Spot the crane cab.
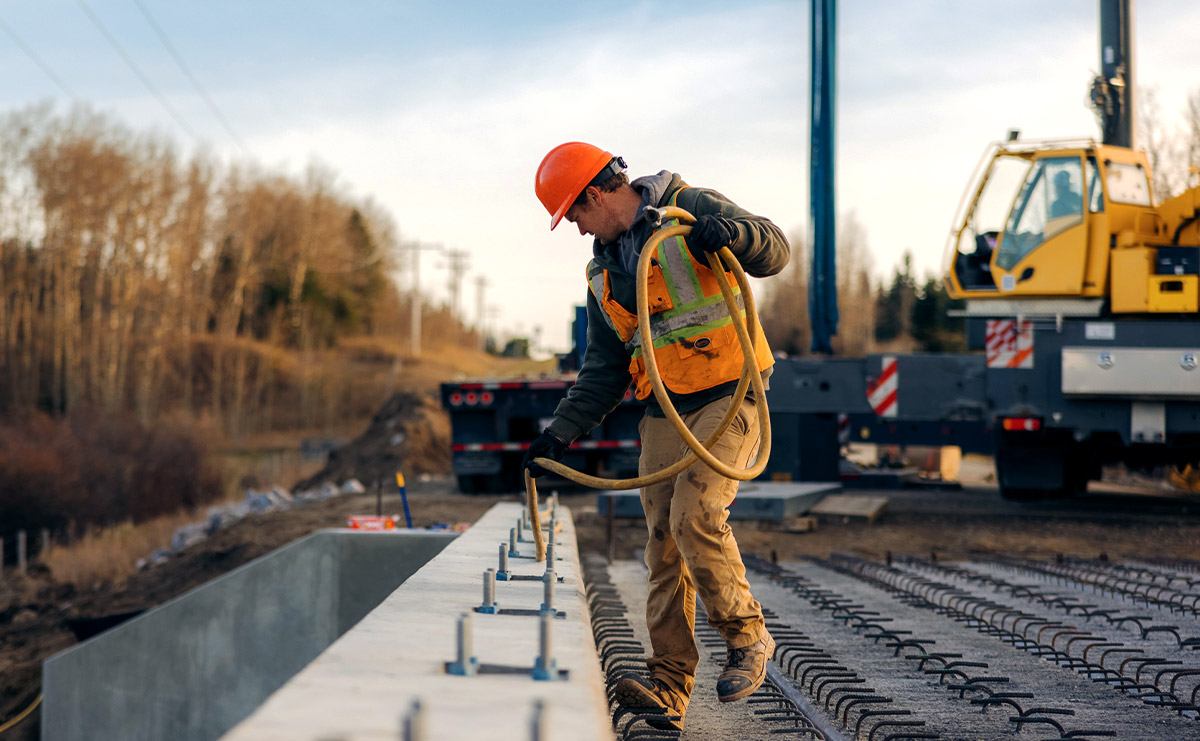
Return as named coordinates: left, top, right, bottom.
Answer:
left=944, top=140, right=1171, bottom=309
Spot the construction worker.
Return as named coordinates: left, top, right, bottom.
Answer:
left=525, top=142, right=789, bottom=730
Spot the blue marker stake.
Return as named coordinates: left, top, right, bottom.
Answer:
left=396, top=472, right=413, bottom=528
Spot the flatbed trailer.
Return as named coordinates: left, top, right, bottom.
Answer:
left=440, top=378, right=643, bottom=493
left=441, top=308, right=1199, bottom=501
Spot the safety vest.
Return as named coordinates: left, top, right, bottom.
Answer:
left=587, top=194, right=774, bottom=400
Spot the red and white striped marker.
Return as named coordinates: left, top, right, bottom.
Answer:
left=866, top=356, right=898, bottom=418
left=985, top=320, right=1033, bottom=368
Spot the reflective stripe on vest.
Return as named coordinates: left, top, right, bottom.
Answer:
left=585, top=189, right=772, bottom=398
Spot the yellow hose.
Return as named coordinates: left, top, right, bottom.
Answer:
left=0, top=693, right=41, bottom=733
left=525, top=206, right=772, bottom=560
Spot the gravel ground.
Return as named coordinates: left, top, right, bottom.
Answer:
left=605, top=560, right=820, bottom=740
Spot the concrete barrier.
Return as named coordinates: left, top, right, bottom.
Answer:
left=42, top=529, right=456, bottom=741
left=223, top=503, right=611, bottom=740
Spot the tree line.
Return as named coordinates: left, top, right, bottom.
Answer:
left=0, top=104, right=429, bottom=437
left=758, top=214, right=964, bottom=358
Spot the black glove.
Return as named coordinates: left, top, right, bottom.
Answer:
left=688, top=214, right=740, bottom=254
left=523, top=429, right=569, bottom=478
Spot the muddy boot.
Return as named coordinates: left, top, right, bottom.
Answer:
left=716, top=631, right=775, bottom=703
left=612, top=674, right=687, bottom=731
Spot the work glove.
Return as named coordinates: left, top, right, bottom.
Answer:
left=687, top=214, right=740, bottom=254
left=523, top=429, right=569, bottom=478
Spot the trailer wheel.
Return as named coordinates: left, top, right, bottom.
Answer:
left=995, top=434, right=1086, bottom=501
left=456, top=474, right=484, bottom=495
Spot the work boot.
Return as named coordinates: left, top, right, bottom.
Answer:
left=612, top=674, right=687, bottom=731
left=717, top=631, right=775, bottom=703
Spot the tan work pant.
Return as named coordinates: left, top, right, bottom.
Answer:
left=637, top=395, right=766, bottom=699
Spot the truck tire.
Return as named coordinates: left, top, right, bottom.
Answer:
left=995, top=434, right=1085, bottom=501
left=456, top=474, right=484, bottom=495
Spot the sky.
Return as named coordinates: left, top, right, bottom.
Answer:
left=0, top=0, right=1197, bottom=353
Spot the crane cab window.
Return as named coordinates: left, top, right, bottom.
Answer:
left=952, top=155, right=1029, bottom=289
left=1104, top=161, right=1151, bottom=205
left=995, top=156, right=1083, bottom=271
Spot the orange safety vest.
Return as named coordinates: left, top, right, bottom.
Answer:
left=587, top=194, right=773, bottom=400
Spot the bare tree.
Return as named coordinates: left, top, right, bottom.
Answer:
left=1139, top=87, right=1185, bottom=201
left=1186, top=87, right=1200, bottom=191
left=759, top=230, right=809, bottom=356
left=833, top=211, right=875, bottom=357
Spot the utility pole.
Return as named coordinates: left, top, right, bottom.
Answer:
left=398, top=242, right=442, bottom=357
left=442, top=248, right=471, bottom=320
left=474, top=276, right=489, bottom=351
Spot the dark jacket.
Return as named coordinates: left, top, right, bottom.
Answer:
left=547, top=172, right=790, bottom=444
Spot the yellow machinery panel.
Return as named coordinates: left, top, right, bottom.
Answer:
left=1109, top=248, right=1154, bottom=312
left=1148, top=275, right=1199, bottom=313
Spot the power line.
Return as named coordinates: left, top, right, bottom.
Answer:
left=132, top=0, right=248, bottom=156
left=75, top=0, right=200, bottom=142
left=0, top=14, right=78, bottom=100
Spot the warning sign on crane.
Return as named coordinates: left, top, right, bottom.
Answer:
left=985, top=320, right=1034, bottom=369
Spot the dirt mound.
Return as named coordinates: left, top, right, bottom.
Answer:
left=294, top=390, right=451, bottom=491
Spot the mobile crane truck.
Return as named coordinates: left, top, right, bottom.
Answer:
left=443, top=0, right=1199, bottom=501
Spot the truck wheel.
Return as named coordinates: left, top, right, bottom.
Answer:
left=456, top=474, right=483, bottom=495
left=995, top=435, right=1084, bottom=501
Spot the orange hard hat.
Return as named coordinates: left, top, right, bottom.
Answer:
left=535, top=142, right=618, bottom=230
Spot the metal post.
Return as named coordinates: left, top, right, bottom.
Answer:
left=40, top=528, right=50, bottom=558
left=401, top=697, right=426, bottom=741
left=541, top=567, right=554, bottom=613
left=0, top=536, right=4, bottom=576
left=458, top=614, right=472, bottom=668
left=17, top=530, right=26, bottom=574
left=516, top=517, right=524, bottom=543
left=447, top=613, right=479, bottom=675
left=540, top=612, right=552, bottom=666
left=532, top=611, right=557, bottom=681
left=498, top=543, right=510, bottom=580
left=509, top=528, right=519, bottom=558
left=809, top=0, right=839, bottom=353
left=1096, top=0, right=1134, bottom=147
left=530, top=699, right=548, bottom=741
left=479, top=569, right=497, bottom=613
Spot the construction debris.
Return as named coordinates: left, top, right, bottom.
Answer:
left=295, top=391, right=452, bottom=491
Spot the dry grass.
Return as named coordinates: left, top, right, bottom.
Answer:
left=40, top=447, right=325, bottom=587
left=34, top=339, right=536, bottom=588
left=213, top=448, right=327, bottom=496
left=41, top=510, right=203, bottom=587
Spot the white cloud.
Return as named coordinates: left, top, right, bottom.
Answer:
left=9, top=0, right=1198, bottom=353
left=245, top=3, right=808, bottom=351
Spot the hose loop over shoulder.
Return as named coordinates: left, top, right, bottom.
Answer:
left=525, top=206, right=772, bottom=561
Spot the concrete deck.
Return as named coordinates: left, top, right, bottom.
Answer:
left=222, top=503, right=611, bottom=740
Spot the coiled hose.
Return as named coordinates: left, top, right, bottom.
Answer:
left=524, top=206, right=772, bottom=560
